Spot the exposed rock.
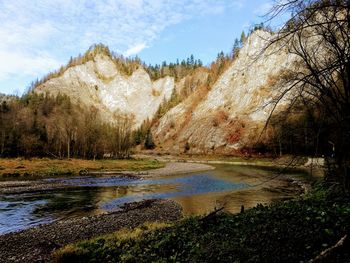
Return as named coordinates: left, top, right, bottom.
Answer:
left=34, top=30, right=297, bottom=153
left=35, top=54, right=174, bottom=126
left=154, top=30, right=296, bottom=153
left=0, top=93, right=17, bottom=104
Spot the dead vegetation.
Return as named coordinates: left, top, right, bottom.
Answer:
left=212, top=110, right=229, bottom=127
left=0, top=158, right=164, bottom=177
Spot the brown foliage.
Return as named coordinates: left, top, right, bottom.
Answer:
left=226, top=118, right=245, bottom=144
left=212, top=110, right=229, bottom=127
left=0, top=93, right=134, bottom=159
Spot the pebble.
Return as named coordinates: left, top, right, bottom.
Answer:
left=0, top=199, right=182, bottom=263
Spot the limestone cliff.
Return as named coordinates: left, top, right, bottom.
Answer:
left=153, top=30, right=295, bottom=154
left=35, top=54, right=174, bottom=126
left=34, top=30, right=295, bottom=154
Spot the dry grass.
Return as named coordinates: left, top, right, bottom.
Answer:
left=0, top=158, right=164, bottom=177
left=95, top=70, right=115, bottom=83
left=226, top=118, right=245, bottom=144
left=54, top=222, right=170, bottom=261
left=212, top=110, right=229, bottom=127
left=151, top=88, right=161, bottom=97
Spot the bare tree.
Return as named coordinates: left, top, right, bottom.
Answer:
left=112, top=112, right=134, bottom=159
left=266, top=0, right=350, bottom=188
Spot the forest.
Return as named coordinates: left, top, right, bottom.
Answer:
left=0, top=93, right=133, bottom=159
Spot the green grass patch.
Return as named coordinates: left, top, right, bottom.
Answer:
left=55, top=187, right=350, bottom=263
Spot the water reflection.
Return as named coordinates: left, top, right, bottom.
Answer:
left=0, top=165, right=312, bottom=234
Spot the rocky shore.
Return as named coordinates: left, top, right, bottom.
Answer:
left=0, top=162, right=215, bottom=194
left=0, top=199, right=182, bottom=263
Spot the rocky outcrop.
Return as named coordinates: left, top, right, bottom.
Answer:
left=153, top=30, right=296, bottom=153
left=0, top=94, right=16, bottom=104
left=35, top=54, right=174, bottom=126
left=34, top=30, right=297, bottom=154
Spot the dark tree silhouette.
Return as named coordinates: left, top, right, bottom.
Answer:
left=267, top=0, right=350, bottom=188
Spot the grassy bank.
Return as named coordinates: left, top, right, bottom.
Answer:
left=55, top=186, right=350, bottom=263
left=190, top=154, right=308, bottom=166
left=0, top=158, right=164, bottom=177
left=139, top=153, right=310, bottom=167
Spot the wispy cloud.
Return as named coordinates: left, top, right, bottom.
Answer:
left=0, top=0, right=245, bottom=93
left=125, top=43, right=148, bottom=57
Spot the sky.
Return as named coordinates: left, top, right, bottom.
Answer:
left=0, top=0, right=288, bottom=95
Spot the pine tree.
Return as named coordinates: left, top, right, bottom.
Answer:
left=240, top=31, right=247, bottom=46
left=190, top=54, right=194, bottom=65
left=232, top=38, right=241, bottom=57
left=144, top=130, right=155, bottom=149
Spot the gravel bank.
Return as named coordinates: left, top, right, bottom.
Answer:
left=87, top=162, right=215, bottom=177
left=0, top=199, right=182, bottom=263
left=0, top=162, right=215, bottom=194
left=0, top=180, right=74, bottom=194
left=141, top=161, right=215, bottom=177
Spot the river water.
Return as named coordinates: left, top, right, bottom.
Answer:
left=0, top=164, right=314, bottom=234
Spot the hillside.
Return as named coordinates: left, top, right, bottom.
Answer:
left=0, top=93, right=16, bottom=104
left=153, top=30, right=295, bottom=154
left=35, top=53, right=175, bottom=127
left=34, top=45, right=206, bottom=128
left=32, top=30, right=295, bottom=154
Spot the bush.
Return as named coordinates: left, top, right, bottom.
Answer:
left=144, top=130, right=155, bottom=149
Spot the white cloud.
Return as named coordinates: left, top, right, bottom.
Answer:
left=0, top=0, right=243, bottom=93
left=0, top=51, right=60, bottom=79
left=125, top=43, right=148, bottom=56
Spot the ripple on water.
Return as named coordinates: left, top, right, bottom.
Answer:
left=0, top=198, right=50, bottom=234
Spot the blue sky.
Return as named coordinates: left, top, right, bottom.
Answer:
left=0, top=0, right=287, bottom=95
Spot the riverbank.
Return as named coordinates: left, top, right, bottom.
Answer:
left=55, top=188, right=350, bottom=263
left=140, top=162, right=215, bottom=177
left=0, top=155, right=324, bottom=179
left=0, top=162, right=215, bottom=194
left=0, top=158, right=164, bottom=177
left=135, top=153, right=325, bottom=177
left=0, top=199, right=182, bottom=263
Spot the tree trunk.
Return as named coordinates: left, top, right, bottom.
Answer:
left=279, top=136, right=282, bottom=157
left=67, top=138, right=70, bottom=159
left=0, top=130, right=5, bottom=156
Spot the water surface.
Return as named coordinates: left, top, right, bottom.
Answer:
left=0, top=164, right=312, bottom=234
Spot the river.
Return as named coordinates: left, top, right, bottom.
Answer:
left=0, top=164, right=315, bottom=234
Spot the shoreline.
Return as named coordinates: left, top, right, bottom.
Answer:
left=0, top=155, right=325, bottom=179
left=0, top=162, right=215, bottom=194
left=184, top=159, right=324, bottom=177
left=0, top=159, right=316, bottom=261
left=0, top=157, right=320, bottom=195
left=0, top=158, right=165, bottom=178
left=0, top=199, right=182, bottom=263
left=140, top=161, right=215, bottom=177
left=85, top=161, right=215, bottom=177
left=134, top=154, right=325, bottom=177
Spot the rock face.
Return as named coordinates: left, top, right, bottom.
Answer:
left=0, top=93, right=16, bottom=104
left=35, top=54, right=174, bottom=126
left=34, top=30, right=296, bottom=154
left=153, top=30, right=295, bottom=153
